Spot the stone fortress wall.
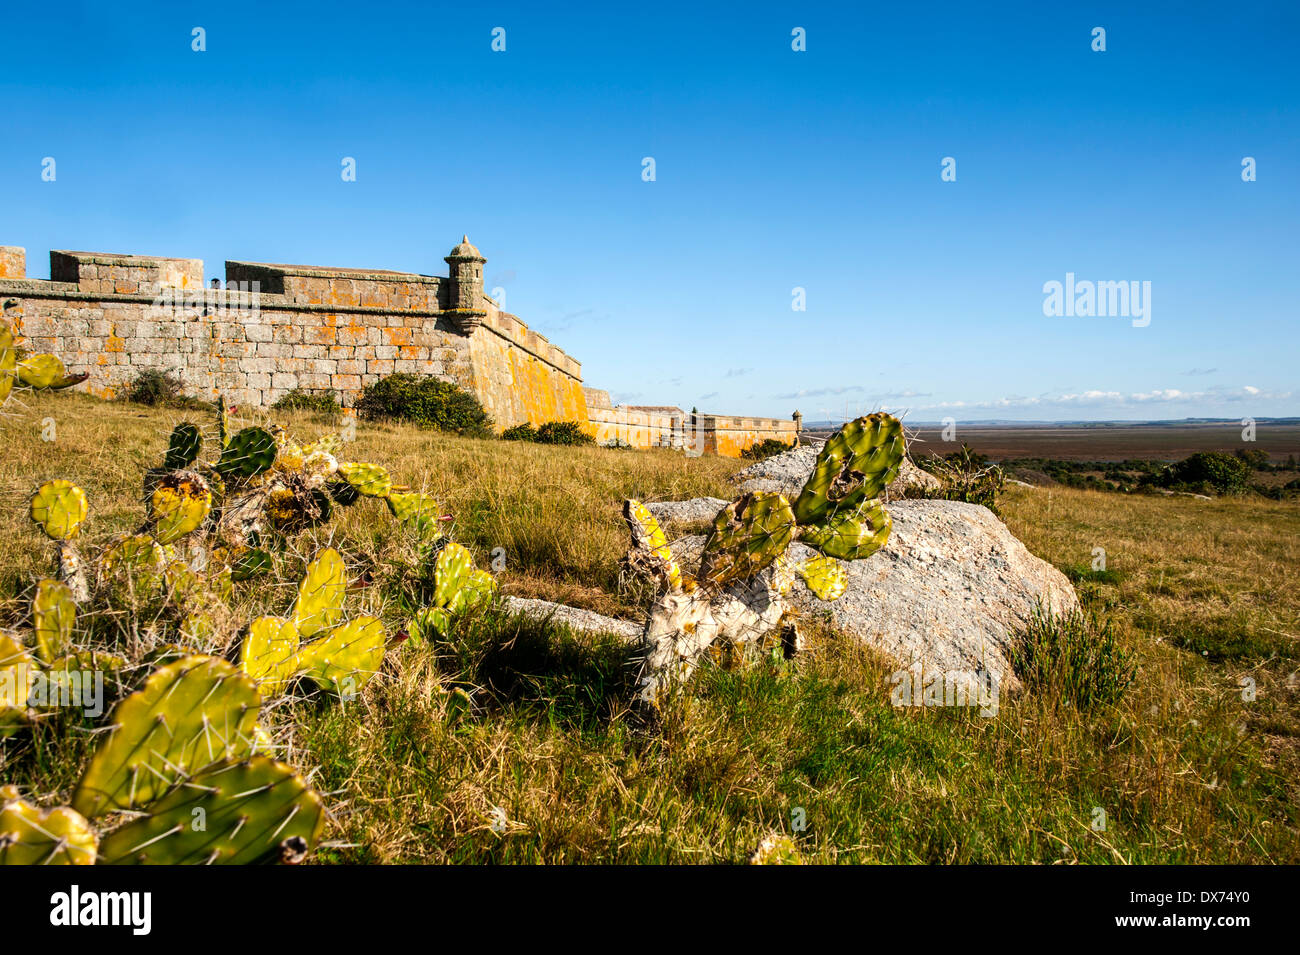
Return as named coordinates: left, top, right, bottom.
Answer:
left=583, top=388, right=798, bottom=456
left=0, top=237, right=796, bottom=456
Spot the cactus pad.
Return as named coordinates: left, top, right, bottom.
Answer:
left=293, top=548, right=346, bottom=638
left=408, top=606, right=451, bottom=643
left=229, top=547, right=273, bottom=581
left=435, top=543, right=497, bottom=613
left=0, top=635, right=36, bottom=738
left=0, top=786, right=98, bottom=865
left=698, top=491, right=797, bottom=588
left=164, top=423, right=203, bottom=470
left=797, top=498, right=892, bottom=562
left=32, top=578, right=76, bottom=663
left=240, top=616, right=301, bottom=696
left=796, top=554, right=849, bottom=601
left=0, top=320, right=15, bottom=406
left=386, top=491, right=441, bottom=538
left=100, top=533, right=169, bottom=611
left=297, top=616, right=386, bottom=695
left=749, top=833, right=803, bottom=865
left=97, top=756, right=324, bottom=865
left=71, top=656, right=260, bottom=817
left=623, top=500, right=685, bottom=591
left=216, top=426, right=277, bottom=478
left=29, top=480, right=88, bottom=541
left=149, top=471, right=212, bottom=544
left=15, top=353, right=88, bottom=390
left=337, top=462, right=392, bottom=497
left=793, top=413, right=904, bottom=526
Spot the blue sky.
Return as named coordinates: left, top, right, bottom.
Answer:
left=2, top=1, right=1296, bottom=422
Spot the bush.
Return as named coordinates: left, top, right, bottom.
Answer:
left=272, top=389, right=341, bottom=414
left=118, top=369, right=210, bottom=410
left=535, top=421, right=594, bottom=446
left=741, top=438, right=793, bottom=461
left=355, top=374, right=493, bottom=437
left=501, top=423, right=538, bottom=442
left=1146, top=451, right=1250, bottom=495
left=915, top=444, right=1005, bottom=514
left=1009, top=606, right=1135, bottom=709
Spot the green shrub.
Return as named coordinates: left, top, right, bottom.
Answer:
left=536, top=421, right=594, bottom=446
left=272, top=389, right=341, bottom=414
left=118, top=369, right=211, bottom=410
left=1145, top=451, right=1250, bottom=495
left=355, top=374, right=493, bottom=437
left=914, top=444, right=1005, bottom=514
left=741, top=438, right=794, bottom=461
left=1009, top=606, right=1135, bottom=709
left=501, top=423, right=538, bottom=442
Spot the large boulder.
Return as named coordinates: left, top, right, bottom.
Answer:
left=665, top=498, right=1077, bottom=693
left=732, top=441, right=940, bottom=500
left=786, top=499, right=1077, bottom=693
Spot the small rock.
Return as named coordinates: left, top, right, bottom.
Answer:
left=504, top=596, right=642, bottom=641
left=645, top=497, right=729, bottom=523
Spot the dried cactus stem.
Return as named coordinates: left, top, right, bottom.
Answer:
left=55, top=542, right=90, bottom=603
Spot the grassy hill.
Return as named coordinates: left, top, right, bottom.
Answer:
left=1, top=392, right=1296, bottom=863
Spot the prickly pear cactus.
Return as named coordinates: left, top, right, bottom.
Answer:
left=0, top=319, right=15, bottom=407
left=0, top=635, right=36, bottom=738
left=407, top=543, right=497, bottom=643
left=99, top=533, right=169, bottom=612
left=797, top=498, right=891, bottom=562
left=0, top=786, right=98, bottom=865
left=29, top=480, right=88, bottom=541
left=240, top=616, right=300, bottom=696
left=229, top=547, right=273, bottom=581
left=386, top=491, right=441, bottom=539
left=97, top=756, right=325, bottom=865
left=792, top=413, right=903, bottom=526
left=337, top=462, right=392, bottom=497
left=32, top=578, right=76, bottom=663
left=293, top=548, right=346, bottom=638
left=698, top=491, right=797, bottom=588
left=795, top=554, right=848, bottom=601
left=15, top=353, right=88, bottom=390
left=749, top=833, right=803, bottom=865
left=624, top=500, right=685, bottom=591
left=216, top=426, right=277, bottom=478
left=296, top=616, right=386, bottom=695
left=148, top=471, right=212, bottom=544
left=164, top=422, right=203, bottom=470
left=217, top=395, right=233, bottom=449
left=71, top=656, right=259, bottom=817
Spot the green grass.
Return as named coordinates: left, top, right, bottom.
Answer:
left=1, top=392, right=1297, bottom=863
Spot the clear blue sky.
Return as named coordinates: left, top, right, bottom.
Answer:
left=2, top=1, right=1296, bottom=422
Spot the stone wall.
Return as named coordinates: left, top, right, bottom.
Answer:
left=0, top=244, right=585, bottom=430
left=582, top=387, right=798, bottom=457
left=1, top=238, right=801, bottom=456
